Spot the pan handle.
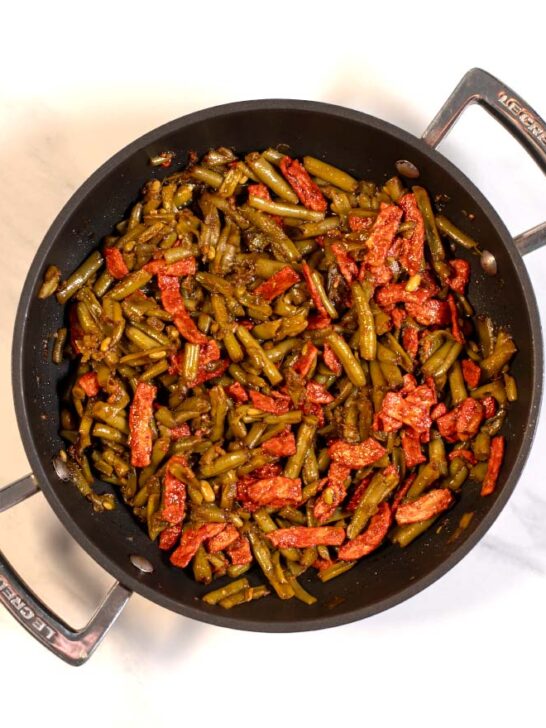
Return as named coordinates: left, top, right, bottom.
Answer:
left=0, top=475, right=131, bottom=666
left=422, top=67, right=546, bottom=255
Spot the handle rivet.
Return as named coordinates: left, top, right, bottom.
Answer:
left=480, top=250, right=497, bottom=276
left=130, top=554, right=154, bottom=573
left=395, top=160, right=420, bottom=179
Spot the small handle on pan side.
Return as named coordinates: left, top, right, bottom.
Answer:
left=422, top=68, right=546, bottom=255
left=0, top=475, right=131, bottom=666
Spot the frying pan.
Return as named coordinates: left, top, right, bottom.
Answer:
left=1, top=69, right=544, bottom=666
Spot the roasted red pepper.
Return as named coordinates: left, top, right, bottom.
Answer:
left=401, top=428, right=426, bottom=468
left=328, top=438, right=387, bottom=468
left=170, top=523, right=225, bottom=568
left=226, top=535, right=253, bottom=565
left=261, top=429, right=297, bottom=457
left=279, top=156, right=327, bottom=212
left=348, top=215, right=373, bottom=232
left=226, top=381, right=249, bottom=403
left=160, top=456, right=188, bottom=524
left=331, top=242, right=359, bottom=285
left=159, top=524, right=182, bottom=550
left=456, top=397, right=484, bottom=441
left=391, top=307, right=407, bottom=330
left=398, top=193, right=425, bottom=276
left=128, top=382, right=157, bottom=467
left=448, top=449, right=477, bottom=465
left=302, top=262, right=331, bottom=321
left=375, top=383, right=436, bottom=434
left=338, top=502, right=391, bottom=560
left=448, top=258, right=471, bottom=294
left=158, top=274, right=208, bottom=344
left=402, top=324, right=419, bottom=359
left=266, top=526, right=345, bottom=549
left=170, top=423, right=191, bottom=440
left=447, top=294, right=464, bottom=343
left=254, top=266, right=301, bottom=302
left=345, top=476, right=372, bottom=514
left=249, top=389, right=291, bottom=414
left=293, top=341, right=319, bottom=378
left=395, top=488, right=454, bottom=525
left=240, top=476, right=302, bottom=508
left=78, top=371, right=100, bottom=397
left=405, top=298, right=450, bottom=327
left=207, top=524, right=240, bottom=553
left=481, top=435, right=505, bottom=496
left=104, top=247, right=129, bottom=279
left=462, top=359, right=481, bottom=389
left=305, top=380, right=334, bottom=405
left=322, top=343, right=342, bottom=374
left=391, top=474, right=417, bottom=514
left=482, top=395, right=497, bottom=419
left=313, top=462, right=351, bottom=523
left=247, top=183, right=271, bottom=200
left=144, top=256, right=197, bottom=277
left=363, top=203, right=403, bottom=269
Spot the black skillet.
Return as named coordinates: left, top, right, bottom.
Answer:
left=1, top=69, right=544, bottom=665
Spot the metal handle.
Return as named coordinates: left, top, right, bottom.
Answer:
left=422, top=67, right=546, bottom=255
left=0, top=475, right=131, bottom=666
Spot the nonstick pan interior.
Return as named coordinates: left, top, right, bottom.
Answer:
left=12, top=100, right=542, bottom=630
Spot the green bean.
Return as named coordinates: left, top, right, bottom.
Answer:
left=236, top=325, right=283, bottom=385
left=441, top=464, right=469, bottom=491
left=294, top=217, right=340, bottom=240
left=92, top=423, right=127, bottom=443
left=406, top=462, right=441, bottom=499
left=209, top=385, right=229, bottom=442
left=190, top=165, right=223, bottom=188
left=245, top=153, right=299, bottom=203
left=219, top=585, right=270, bottom=609
left=203, top=579, right=251, bottom=605
left=429, top=433, right=448, bottom=477
left=52, top=327, right=67, bottom=363
left=307, top=267, right=337, bottom=318
left=503, top=373, right=518, bottom=402
left=200, top=450, right=248, bottom=478
left=471, top=380, right=507, bottom=405
left=109, top=269, right=152, bottom=300
left=56, top=251, right=104, bottom=304
left=38, top=265, right=62, bottom=299
left=249, top=195, right=324, bottom=222
left=288, top=576, right=317, bottom=605
left=303, top=157, right=358, bottom=192
left=480, top=340, right=517, bottom=379
left=434, top=342, right=463, bottom=378
left=475, top=315, right=496, bottom=358
left=247, top=529, right=294, bottom=600
left=391, top=518, right=436, bottom=547
left=254, top=256, right=290, bottom=278
left=240, top=205, right=301, bottom=263
left=192, top=545, right=213, bottom=584
left=347, top=467, right=399, bottom=539
left=325, top=332, right=366, bottom=387
left=317, top=560, right=356, bottom=582
left=413, top=186, right=446, bottom=264
left=449, top=361, right=468, bottom=405
left=436, top=215, right=479, bottom=250
left=284, top=416, right=318, bottom=479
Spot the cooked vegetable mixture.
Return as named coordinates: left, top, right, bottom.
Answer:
left=41, top=146, right=517, bottom=608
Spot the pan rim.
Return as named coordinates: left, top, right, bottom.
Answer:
left=11, top=98, right=543, bottom=632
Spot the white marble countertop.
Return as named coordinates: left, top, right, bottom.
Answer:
left=1, top=2, right=545, bottom=726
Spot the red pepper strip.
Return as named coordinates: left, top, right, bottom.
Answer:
left=313, top=558, right=335, bottom=571
left=376, top=384, right=436, bottom=434
left=266, top=526, right=345, bottom=549
left=391, top=474, right=417, bottom=515
left=448, top=449, right=477, bottom=465
left=348, top=215, right=373, bottom=232
left=305, top=380, right=334, bottom=405
left=226, top=535, right=253, bottom=565
left=254, top=266, right=301, bottom=302
left=448, top=258, right=471, bottom=295
left=400, top=373, right=418, bottom=394
left=345, top=476, right=372, bottom=514
left=363, top=203, right=403, bottom=268
left=307, top=313, right=331, bottom=330
left=401, top=428, right=426, bottom=468
left=328, top=437, right=387, bottom=469
left=249, top=390, right=291, bottom=414
left=481, top=435, right=505, bottom=496
left=159, top=524, right=182, bottom=550
left=447, top=294, right=464, bottom=343
left=144, top=256, right=197, bottom=277
left=170, top=423, right=191, bottom=440
left=301, top=262, right=331, bottom=321
left=279, top=156, right=327, bottom=212
left=364, top=263, right=393, bottom=287
left=301, top=400, right=325, bottom=427
left=331, top=242, right=359, bottom=285
left=157, top=274, right=208, bottom=344
left=170, top=523, right=225, bottom=568
left=395, top=488, right=454, bottom=525
left=78, top=371, right=100, bottom=397
left=261, top=429, right=297, bottom=457
left=207, top=523, right=240, bottom=553
left=406, top=298, right=450, bottom=327
left=482, top=396, right=497, bottom=419
left=242, top=476, right=302, bottom=507
left=398, top=193, right=425, bottom=276
left=338, top=502, right=391, bottom=560
left=391, top=307, right=407, bottom=330
left=248, top=183, right=271, bottom=200
left=293, top=341, right=319, bottom=378
left=431, top=402, right=448, bottom=421
left=436, top=408, right=459, bottom=443
left=161, top=455, right=188, bottom=524
left=128, top=382, right=157, bottom=467
left=322, top=343, right=342, bottom=374
left=251, top=464, right=283, bottom=481
left=375, top=283, right=431, bottom=309
left=402, top=325, right=419, bottom=359
left=226, top=381, right=248, bottom=403
left=462, top=358, right=481, bottom=389
left=104, top=247, right=129, bottom=279
left=314, top=463, right=351, bottom=523
left=456, top=397, right=484, bottom=441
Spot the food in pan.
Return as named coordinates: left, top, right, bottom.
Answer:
left=41, top=146, right=517, bottom=608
